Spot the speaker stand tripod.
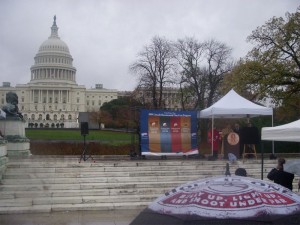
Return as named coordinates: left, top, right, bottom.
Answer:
left=79, top=135, right=94, bottom=163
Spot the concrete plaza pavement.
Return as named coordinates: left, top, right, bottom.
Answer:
left=0, top=209, right=143, bottom=225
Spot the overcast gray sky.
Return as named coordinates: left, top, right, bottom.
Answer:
left=0, top=0, right=298, bottom=91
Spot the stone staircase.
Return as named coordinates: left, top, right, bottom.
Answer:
left=0, top=156, right=299, bottom=214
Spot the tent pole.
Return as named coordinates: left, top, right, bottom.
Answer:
left=272, top=115, right=274, bottom=154
left=212, top=116, right=214, bottom=156
left=261, top=142, right=264, bottom=180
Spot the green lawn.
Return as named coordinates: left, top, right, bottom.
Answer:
left=26, top=129, right=135, bottom=144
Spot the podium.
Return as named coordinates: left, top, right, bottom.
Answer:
left=223, top=132, right=240, bottom=159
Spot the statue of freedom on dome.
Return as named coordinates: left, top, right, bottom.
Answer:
left=2, top=92, right=23, bottom=120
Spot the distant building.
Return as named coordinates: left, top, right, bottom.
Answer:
left=132, top=87, right=185, bottom=110
left=0, top=17, right=118, bottom=128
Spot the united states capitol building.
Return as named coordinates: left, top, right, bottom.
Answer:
left=0, top=17, right=184, bottom=129
left=0, top=17, right=118, bottom=128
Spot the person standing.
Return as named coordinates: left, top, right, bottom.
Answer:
left=233, top=123, right=240, bottom=134
left=208, top=125, right=221, bottom=160
left=233, top=123, right=243, bottom=157
left=267, top=158, right=294, bottom=190
left=222, top=124, right=233, bottom=137
left=221, top=124, right=233, bottom=156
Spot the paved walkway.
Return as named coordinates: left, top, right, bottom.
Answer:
left=0, top=209, right=143, bottom=225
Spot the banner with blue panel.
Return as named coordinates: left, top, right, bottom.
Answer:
left=140, top=109, right=198, bottom=156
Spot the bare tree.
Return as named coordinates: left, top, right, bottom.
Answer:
left=204, top=39, right=233, bottom=107
left=174, top=38, right=233, bottom=109
left=130, top=36, right=176, bottom=109
left=174, top=37, right=206, bottom=109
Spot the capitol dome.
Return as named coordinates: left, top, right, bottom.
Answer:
left=39, top=38, right=70, bottom=54
left=30, top=16, right=77, bottom=85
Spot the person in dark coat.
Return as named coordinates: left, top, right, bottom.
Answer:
left=235, top=168, right=247, bottom=177
left=267, top=158, right=294, bottom=190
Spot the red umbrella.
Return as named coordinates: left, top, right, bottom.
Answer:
left=130, top=176, right=300, bottom=225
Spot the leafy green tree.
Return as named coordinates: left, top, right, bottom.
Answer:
left=221, top=60, right=264, bottom=101
left=100, top=97, right=144, bottom=129
left=101, top=98, right=130, bottom=120
left=274, top=95, right=300, bottom=121
left=224, top=6, right=300, bottom=110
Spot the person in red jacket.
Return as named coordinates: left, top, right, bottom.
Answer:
left=207, top=126, right=221, bottom=159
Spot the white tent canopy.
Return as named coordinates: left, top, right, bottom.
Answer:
left=198, top=89, right=273, bottom=118
left=261, top=119, right=300, bottom=142
left=198, top=89, right=273, bottom=155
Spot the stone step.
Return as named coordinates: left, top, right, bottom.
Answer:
left=0, top=205, right=52, bottom=214
left=2, top=169, right=277, bottom=182
left=2, top=169, right=277, bottom=183
left=5, top=159, right=277, bottom=168
left=7, top=158, right=277, bottom=164
left=3, top=163, right=275, bottom=173
left=0, top=187, right=170, bottom=199
left=4, top=163, right=233, bottom=170
left=0, top=193, right=158, bottom=207
left=3, top=173, right=297, bottom=193
left=52, top=201, right=151, bottom=211
left=3, top=167, right=226, bottom=175
left=2, top=171, right=278, bottom=183
left=2, top=169, right=233, bottom=179
left=0, top=201, right=150, bottom=214
left=1, top=156, right=299, bottom=215
left=4, top=163, right=236, bottom=171
left=0, top=180, right=186, bottom=192
left=1, top=174, right=205, bottom=185
left=4, top=165, right=276, bottom=176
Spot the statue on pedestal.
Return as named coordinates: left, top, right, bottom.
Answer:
left=0, top=92, right=30, bottom=156
left=1, top=92, right=23, bottom=120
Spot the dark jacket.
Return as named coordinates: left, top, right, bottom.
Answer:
left=267, top=168, right=294, bottom=190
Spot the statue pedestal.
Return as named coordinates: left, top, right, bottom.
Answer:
left=0, top=140, right=8, bottom=180
left=0, top=119, right=31, bottom=157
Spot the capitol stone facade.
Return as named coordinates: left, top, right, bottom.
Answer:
left=0, top=16, right=118, bottom=128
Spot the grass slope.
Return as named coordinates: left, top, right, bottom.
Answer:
left=26, top=129, right=135, bottom=144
